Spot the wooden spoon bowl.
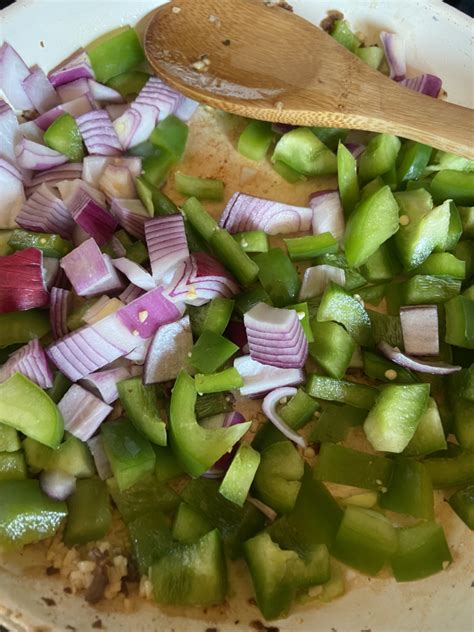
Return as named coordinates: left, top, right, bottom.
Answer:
left=145, top=0, right=473, bottom=158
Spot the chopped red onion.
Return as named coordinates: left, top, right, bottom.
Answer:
left=40, top=469, right=76, bottom=501
left=125, top=338, right=152, bottom=364
left=68, top=184, right=118, bottom=245
left=143, top=315, right=193, bottom=383
left=225, top=320, right=249, bottom=354
left=271, top=122, right=295, bottom=135
left=105, top=103, right=129, bottom=121
left=22, top=66, right=59, bottom=114
left=0, top=43, right=32, bottom=110
left=379, top=31, right=406, bottom=81
left=400, top=74, right=443, bottom=98
left=88, top=79, right=124, bottom=104
left=76, top=109, right=122, bottom=156
left=174, top=95, right=199, bottom=122
left=234, top=355, right=305, bottom=398
left=113, top=102, right=158, bottom=150
left=344, top=142, right=365, bottom=159
left=119, top=283, right=144, bottom=304
left=60, top=238, right=123, bottom=296
left=0, top=99, right=21, bottom=164
left=0, top=338, right=53, bottom=388
left=0, top=247, right=50, bottom=313
left=48, top=49, right=95, bottom=87
left=80, top=366, right=135, bottom=404
left=244, top=303, right=308, bottom=369
left=202, top=411, right=246, bottom=478
left=57, top=177, right=106, bottom=208
left=378, top=341, right=462, bottom=375
left=400, top=305, right=439, bottom=356
left=34, top=94, right=94, bottom=131
left=0, top=158, right=25, bottom=228
left=19, top=119, right=44, bottom=144
left=58, top=384, right=112, bottom=441
left=99, top=164, right=137, bottom=199
left=262, top=387, right=307, bottom=448
left=111, top=258, right=156, bottom=291
left=25, top=162, right=83, bottom=195
left=82, top=296, right=122, bottom=325
left=56, top=77, right=90, bottom=103
left=87, top=435, right=112, bottom=480
left=110, top=198, right=149, bottom=239
left=82, top=155, right=141, bottom=189
left=116, top=285, right=183, bottom=339
left=145, top=214, right=190, bottom=283
left=50, top=287, right=71, bottom=340
left=310, top=189, right=345, bottom=241
left=42, top=257, right=60, bottom=289
left=16, top=183, right=74, bottom=239
left=220, top=192, right=312, bottom=235
left=110, top=235, right=127, bottom=258
left=299, top=264, right=345, bottom=300
left=15, top=138, right=68, bottom=171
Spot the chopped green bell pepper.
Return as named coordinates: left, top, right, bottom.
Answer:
left=453, top=397, right=474, bottom=452
left=233, top=230, right=269, bottom=254
left=368, top=309, right=404, bottom=348
left=154, top=445, right=183, bottom=482
left=46, top=372, right=72, bottom=404
left=235, top=284, right=273, bottom=314
left=0, top=310, right=50, bottom=348
left=210, top=228, right=260, bottom=287
left=175, top=171, right=224, bottom=201
left=459, top=205, right=474, bottom=237
left=128, top=510, right=174, bottom=573
left=193, top=297, right=234, bottom=336
left=172, top=502, right=212, bottom=543
left=397, top=141, right=432, bottom=184
left=117, top=378, right=167, bottom=446
left=219, top=443, right=260, bottom=507
left=8, top=230, right=72, bottom=258
left=272, top=127, right=337, bottom=176
left=412, top=252, right=466, bottom=279
left=195, top=367, right=244, bottom=394
left=309, top=319, right=356, bottom=379
left=330, top=19, right=361, bottom=52
left=310, top=404, right=366, bottom=444
left=237, top=120, right=274, bottom=161
left=285, top=232, right=338, bottom=261
left=337, top=141, right=360, bottom=216
left=287, top=302, right=313, bottom=341
left=362, top=350, right=417, bottom=384
left=254, top=248, right=301, bottom=307
left=359, top=134, right=401, bottom=182
left=88, top=26, right=145, bottom=83
left=63, top=477, right=111, bottom=546
left=424, top=452, right=474, bottom=489
left=0, top=451, right=27, bottom=481
left=44, top=113, right=84, bottom=162
left=312, top=127, right=348, bottom=151
left=189, top=330, right=238, bottom=374
left=404, top=397, right=447, bottom=456
left=448, top=485, right=474, bottom=530
left=142, top=151, right=175, bottom=187
left=195, top=391, right=233, bottom=420
left=445, top=201, right=463, bottom=251
left=306, top=374, right=378, bottom=409
left=402, top=274, right=461, bottom=305
left=360, top=242, right=402, bottom=282
left=445, top=295, right=474, bottom=349
left=107, top=475, right=179, bottom=523
left=431, top=169, right=474, bottom=206
left=390, top=522, right=452, bottom=581
left=272, top=158, right=306, bottom=182
left=317, top=282, right=372, bottom=346
left=0, top=424, right=20, bottom=452
left=380, top=458, right=433, bottom=519
left=356, top=45, right=384, bottom=70
left=149, top=115, right=188, bottom=159
left=23, top=434, right=94, bottom=477
left=106, top=70, right=150, bottom=98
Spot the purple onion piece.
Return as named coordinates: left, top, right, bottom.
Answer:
left=40, top=469, right=76, bottom=501
left=58, top=384, right=113, bottom=441
left=262, top=387, right=306, bottom=448
left=377, top=341, right=462, bottom=375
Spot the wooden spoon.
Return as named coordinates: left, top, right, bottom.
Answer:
left=145, top=0, right=473, bottom=158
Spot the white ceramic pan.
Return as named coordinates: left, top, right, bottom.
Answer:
left=1, top=1, right=473, bottom=630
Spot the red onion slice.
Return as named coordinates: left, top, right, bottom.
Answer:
left=110, top=198, right=149, bottom=239
left=58, top=384, right=112, bottom=441
left=25, top=163, right=83, bottom=195
left=15, top=138, right=68, bottom=171
left=225, top=320, right=249, bottom=354
left=22, top=66, right=60, bottom=114
left=299, top=264, right=346, bottom=300
left=379, top=31, right=406, bottom=81
left=0, top=99, right=21, bottom=165
left=143, top=315, right=193, bottom=383
left=400, top=74, right=443, bottom=98
left=0, top=247, right=50, bottom=313
left=145, top=214, right=190, bottom=283
left=80, top=366, right=136, bottom=404
left=378, top=341, right=462, bottom=375
left=68, top=184, right=118, bottom=245
left=77, top=109, right=122, bottom=156
left=0, top=158, right=25, bottom=228
left=400, top=305, right=439, bottom=356
left=111, top=258, right=156, bottom=291
left=88, top=79, right=124, bottom=104
left=87, top=435, right=112, bottom=480
left=116, top=285, right=183, bottom=339
left=0, top=43, right=32, bottom=110
left=220, top=192, right=312, bottom=235
left=48, top=49, right=95, bottom=87
left=262, top=387, right=307, bottom=448
left=34, top=94, right=94, bottom=131
left=0, top=338, right=53, bottom=388
left=56, top=77, right=90, bottom=103
left=234, top=355, right=305, bottom=398
left=40, top=469, right=76, bottom=501
left=113, top=101, right=158, bottom=150
left=202, top=411, right=247, bottom=478
left=310, top=190, right=345, bottom=241
left=17, top=183, right=74, bottom=239
left=82, top=156, right=141, bottom=188
left=50, top=287, right=71, bottom=340
left=119, top=283, right=144, bottom=305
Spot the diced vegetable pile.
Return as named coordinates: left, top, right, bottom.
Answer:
left=0, top=15, right=473, bottom=623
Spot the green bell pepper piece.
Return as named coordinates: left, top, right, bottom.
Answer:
left=404, top=397, right=447, bottom=456
left=0, top=423, right=20, bottom=452
left=117, top=377, right=167, bottom=446
left=314, top=253, right=367, bottom=292
left=362, top=350, right=417, bottom=384
left=195, top=367, right=243, bottom=394
left=315, top=443, right=393, bottom=492
left=151, top=528, right=227, bottom=606
left=337, top=141, right=360, bottom=216
left=188, top=330, right=238, bottom=374
left=175, top=171, right=224, bottom=201
left=402, top=275, right=461, bottom=305
left=279, top=388, right=319, bottom=430
left=448, top=485, right=474, bottom=530
left=412, top=252, right=466, bottom=279
left=153, top=445, right=183, bottom=482
left=341, top=491, right=379, bottom=509
left=359, top=134, right=401, bottom=182
left=360, top=242, right=402, bottom=282
left=272, top=127, right=337, bottom=176
left=235, top=284, right=273, bottom=314
left=233, top=230, right=269, bottom=254
left=170, top=371, right=250, bottom=477
left=358, top=283, right=385, bottom=306
left=445, top=201, right=463, bottom=251
left=427, top=150, right=474, bottom=172
left=380, top=458, right=433, bottom=519
left=46, top=371, right=72, bottom=404
left=142, top=151, right=175, bottom=187
left=330, top=19, right=361, bottom=52
left=219, top=443, right=260, bottom=507
left=210, top=228, right=260, bottom=287
left=459, top=205, right=474, bottom=237
left=0, top=479, right=67, bottom=550
left=286, top=302, right=314, bottom=341
left=431, top=169, right=474, bottom=205
left=0, top=310, right=50, bottom=348
left=306, top=374, right=378, bottom=409
left=312, top=127, right=348, bottom=151
left=453, top=397, right=474, bottom=452
left=0, top=451, right=27, bottom=481
left=267, top=465, right=343, bottom=552
left=285, top=232, right=338, bottom=261
left=194, top=297, right=234, bottom=336
left=254, top=248, right=301, bottom=307
left=102, top=419, right=156, bottom=491
left=237, top=120, right=274, bottom=161
left=272, top=159, right=306, bottom=183
left=63, top=477, right=111, bottom=546
left=445, top=295, right=474, bottom=349
left=455, top=240, right=474, bottom=278
left=253, top=440, right=304, bottom=515
left=356, top=45, right=384, bottom=69
left=23, top=434, right=94, bottom=477
left=344, top=185, right=400, bottom=268
left=309, top=319, right=356, bottom=379
left=317, top=282, right=372, bottom=345
left=396, top=141, right=432, bottom=184
left=106, top=70, right=150, bottom=98
left=424, top=452, right=474, bottom=489
left=332, top=505, right=398, bottom=576
left=180, top=477, right=265, bottom=558
left=129, top=510, right=174, bottom=573
left=364, top=383, right=430, bottom=453
left=360, top=176, right=384, bottom=200
left=195, top=391, right=233, bottom=420
left=44, top=113, right=84, bottom=161
left=149, top=115, right=189, bottom=159
left=107, top=475, right=179, bottom=523
left=172, top=502, right=212, bottom=543
left=8, top=230, right=72, bottom=258
left=0, top=373, right=63, bottom=448
left=458, top=365, right=474, bottom=401
left=310, top=404, right=366, bottom=444
left=88, top=27, right=145, bottom=83
left=127, top=140, right=159, bottom=158
left=391, top=522, right=452, bottom=581
left=0, top=230, right=13, bottom=256
left=317, top=560, right=345, bottom=603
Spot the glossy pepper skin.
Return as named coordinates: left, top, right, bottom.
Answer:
left=390, top=522, right=452, bottom=581
left=117, top=377, right=167, bottom=446
left=63, top=478, right=112, bottom=546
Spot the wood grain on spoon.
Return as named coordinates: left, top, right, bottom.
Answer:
left=145, top=0, right=474, bottom=158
